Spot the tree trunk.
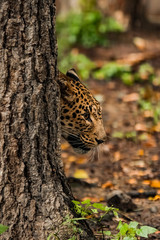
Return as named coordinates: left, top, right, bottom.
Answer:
left=0, top=0, right=95, bottom=239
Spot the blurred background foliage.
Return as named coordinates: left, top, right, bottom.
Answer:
left=56, top=0, right=160, bottom=123
left=56, top=0, right=124, bottom=76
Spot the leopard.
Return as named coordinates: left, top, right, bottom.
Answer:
left=57, top=68, right=107, bottom=154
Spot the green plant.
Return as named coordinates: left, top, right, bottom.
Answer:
left=134, top=63, right=154, bottom=83
left=0, top=224, right=8, bottom=235
left=72, top=199, right=118, bottom=219
left=56, top=11, right=123, bottom=50
left=110, top=220, right=157, bottom=240
left=72, top=200, right=157, bottom=240
left=93, top=62, right=131, bottom=81
left=121, top=72, right=134, bottom=86
left=58, top=52, right=96, bottom=80
left=93, top=62, right=156, bottom=86
left=48, top=200, right=157, bottom=240
left=138, top=99, right=160, bottom=124
left=112, top=131, right=137, bottom=141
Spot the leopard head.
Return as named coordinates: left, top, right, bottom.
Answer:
left=57, top=69, right=107, bottom=153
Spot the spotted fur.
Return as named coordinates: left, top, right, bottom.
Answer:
left=57, top=69, right=106, bottom=153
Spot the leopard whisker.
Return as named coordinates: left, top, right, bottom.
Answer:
left=62, top=129, right=80, bottom=139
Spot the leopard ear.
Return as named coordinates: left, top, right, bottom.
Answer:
left=66, top=68, right=80, bottom=81
left=57, top=71, right=74, bottom=101
left=57, top=71, right=69, bottom=92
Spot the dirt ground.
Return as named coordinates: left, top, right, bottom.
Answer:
left=61, top=30, right=160, bottom=239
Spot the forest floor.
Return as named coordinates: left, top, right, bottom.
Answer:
left=61, top=29, right=160, bottom=239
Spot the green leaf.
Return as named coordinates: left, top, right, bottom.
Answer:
left=121, top=72, right=134, bottom=86
left=81, top=199, right=91, bottom=205
left=72, top=200, right=80, bottom=205
left=104, top=231, right=111, bottom=236
left=117, top=222, right=129, bottom=236
left=112, top=131, right=124, bottom=139
left=92, top=203, right=106, bottom=211
left=117, top=220, right=123, bottom=230
left=68, top=236, right=76, bottom=240
left=91, top=208, right=98, bottom=213
left=125, top=131, right=137, bottom=139
left=129, top=221, right=139, bottom=229
left=136, top=226, right=157, bottom=238
left=0, top=224, right=8, bottom=234
left=113, top=210, right=119, bottom=218
left=123, top=237, right=136, bottom=240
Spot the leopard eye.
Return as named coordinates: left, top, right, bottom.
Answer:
left=83, top=112, right=92, bottom=122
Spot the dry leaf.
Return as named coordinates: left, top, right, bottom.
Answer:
left=114, top=151, right=121, bottom=161
left=61, top=142, right=70, bottom=150
left=61, top=152, right=68, bottom=158
left=152, top=155, right=159, bottom=161
left=81, top=197, right=104, bottom=202
left=142, top=180, right=150, bottom=185
left=68, top=156, right=76, bottom=162
left=151, top=179, right=160, bottom=188
left=138, top=189, right=144, bottom=193
left=151, top=122, right=160, bottom=132
left=123, top=93, right=139, bottom=102
left=76, top=156, right=87, bottom=164
left=101, top=181, right=113, bottom=189
left=143, top=110, right=153, bottom=118
left=135, top=123, right=147, bottom=132
left=133, top=37, right=147, bottom=50
left=143, top=135, right=157, bottom=148
left=85, top=177, right=99, bottom=184
left=148, top=195, right=160, bottom=201
left=137, top=149, right=144, bottom=156
left=73, top=169, right=89, bottom=179
left=128, top=178, right=137, bottom=184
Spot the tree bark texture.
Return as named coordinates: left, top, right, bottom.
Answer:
left=0, top=0, right=75, bottom=239
left=0, top=1, right=96, bottom=239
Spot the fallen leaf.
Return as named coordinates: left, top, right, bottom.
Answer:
left=114, top=151, right=122, bottom=161
left=135, top=123, right=147, bottom=132
left=101, top=181, right=113, bottom=189
left=128, top=178, right=137, bottom=184
left=86, top=215, right=95, bottom=219
left=137, top=149, right=144, bottom=156
left=138, top=189, right=144, bottom=193
left=143, top=110, right=153, bottom=118
left=76, top=156, right=87, bottom=164
left=152, top=155, right=159, bottom=161
left=85, top=178, right=99, bottom=184
left=123, top=93, right=139, bottom=102
left=142, top=180, right=150, bottom=185
left=81, top=197, right=104, bottom=202
left=151, top=122, right=160, bottom=132
left=73, top=169, right=89, bottom=179
left=61, top=152, right=68, bottom=158
left=148, top=195, right=160, bottom=201
left=68, top=156, right=76, bottom=162
left=133, top=37, right=147, bottom=50
left=138, top=133, right=149, bottom=141
left=61, top=142, right=70, bottom=150
left=142, top=135, right=157, bottom=148
left=151, top=179, right=160, bottom=188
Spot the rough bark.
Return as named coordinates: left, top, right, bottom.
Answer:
left=0, top=0, right=95, bottom=239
